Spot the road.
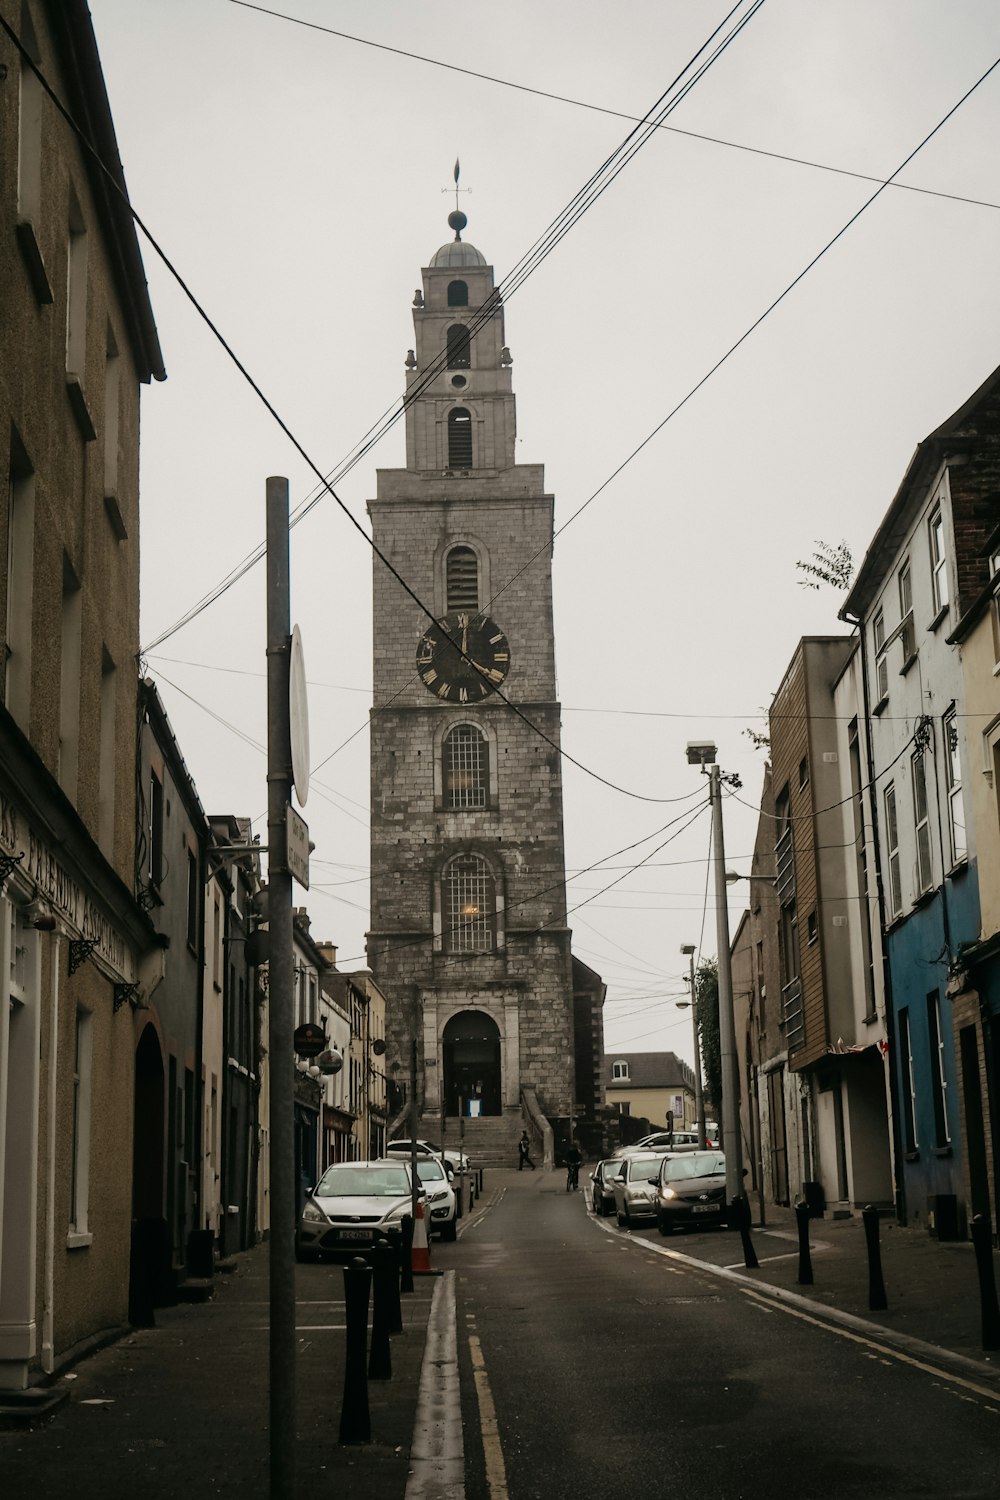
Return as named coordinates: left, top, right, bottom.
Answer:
left=449, top=1172, right=1000, bottom=1500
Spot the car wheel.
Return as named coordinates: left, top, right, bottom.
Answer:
left=657, top=1214, right=673, bottom=1237
left=440, top=1216, right=458, bottom=1243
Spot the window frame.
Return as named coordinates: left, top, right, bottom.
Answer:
left=447, top=407, right=473, bottom=469
left=926, top=991, right=951, bottom=1148
left=943, top=707, right=966, bottom=866
left=898, top=559, right=915, bottom=663
left=873, top=606, right=889, bottom=705
left=445, top=544, right=479, bottom=612
left=929, top=508, right=949, bottom=616
left=898, top=1006, right=918, bottom=1154
left=911, top=749, right=933, bottom=893
left=612, top=1060, right=630, bottom=1082
left=442, top=852, right=498, bottom=954
left=443, top=722, right=490, bottom=810
left=884, top=783, right=902, bottom=918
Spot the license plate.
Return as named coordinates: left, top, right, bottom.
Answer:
left=692, top=1204, right=720, bottom=1214
left=339, top=1229, right=373, bottom=1241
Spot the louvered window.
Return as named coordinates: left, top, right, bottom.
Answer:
left=446, top=546, right=479, bottom=610
left=447, top=280, right=468, bottom=307
left=445, top=725, right=488, bottom=809
left=448, top=408, right=472, bottom=468
left=447, top=325, right=471, bottom=368
left=444, top=854, right=495, bottom=953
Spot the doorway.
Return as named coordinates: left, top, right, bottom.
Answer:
left=442, top=1010, right=502, bottom=1115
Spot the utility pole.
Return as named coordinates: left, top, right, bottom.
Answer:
left=679, top=944, right=705, bottom=1148
left=266, top=477, right=295, bottom=1500
left=686, top=743, right=743, bottom=1206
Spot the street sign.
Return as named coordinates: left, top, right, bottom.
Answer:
left=293, top=1022, right=326, bottom=1058
left=289, top=624, right=310, bottom=806
left=286, top=804, right=309, bottom=889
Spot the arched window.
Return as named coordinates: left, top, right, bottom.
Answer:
left=447, top=280, right=468, bottom=307
left=444, top=853, right=496, bottom=953
left=444, top=725, right=489, bottom=809
left=448, top=408, right=472, bottom=469
left=612, top=1060, right=630, bottom=1081
left=447, top=324, right=471, bottom=369
left=446, top=545, right=479, bottom=611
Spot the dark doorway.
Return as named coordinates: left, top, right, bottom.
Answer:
left=442, top=1010, right=501, bottom=1115
left=767, top=1066, right=789, bottom=1205
left=132, top=1024, right=165, bottom=1219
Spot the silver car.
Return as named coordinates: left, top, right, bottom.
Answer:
left=415, top=1156, right=458, bottom=1241
left=612, top=1153, right=670, bottom=1228
left=296, top=1159, right=417, bottom=1261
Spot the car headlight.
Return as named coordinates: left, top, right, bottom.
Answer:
left=301, top=1202, right=325, bottom=1224
left=426, top=1189, right=446, bottom=1203
left=658, top=1187, right=677, bottom=1201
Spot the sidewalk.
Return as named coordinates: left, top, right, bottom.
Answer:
left=629, top=1195, right=1000, bottom=1385
left=0, top=1235, right=446, bottom=1500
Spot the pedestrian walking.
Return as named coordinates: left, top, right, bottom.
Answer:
left=518, top=1131, right=536, bottom=1170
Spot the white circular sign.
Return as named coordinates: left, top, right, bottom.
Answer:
left=289, top=624, right=310, bottom=806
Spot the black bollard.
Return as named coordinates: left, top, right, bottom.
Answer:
left=455, top=1173, right=464, bottom=1220
left=731, top=1194, right=759, bottom=1270
left=970, top=1215, right=1000, bottom=1351
left=862, top=1204, right=888, bottom=1311
left=386, top=1237, right=403, bottom=1335
left=367, top=1244, right=393, bottom=1381
left=795, top=1199, right=814, bottom=1286
left=400, top=1214, right=415, bottom=1295
left=339, top=1257, right=372, bottom=1444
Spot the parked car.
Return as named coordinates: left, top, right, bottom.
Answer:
left=589, top=1157, right=625, bottom=1216
left=612, top=1153, right=669, bottom=1228
left=296, top=1159, right=418, bottom=1261
left=611, top=1132, right=682, bottom=1159
left=414, top=1156, right=457, bottom=1241
left=387, top=1138, right=472, bottom=1174
left=655, top=1149, right=728, bottom=1235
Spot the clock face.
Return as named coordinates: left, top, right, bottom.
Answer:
left=416, top=611, right=510, bottom=702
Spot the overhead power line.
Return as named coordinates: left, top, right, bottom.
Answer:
left=228, top=1, right=1000, bottom=214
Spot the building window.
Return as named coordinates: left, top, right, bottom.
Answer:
left=943, top=708, right=966, bottom=865
left=899, top=1006, right=918, bottom=1153
left=443, top=853, right=495, bottom=953
left=70, top=1008, right=93, bottom=1236
left=448, top=408, right=473, bottom=469
left=848, top=718, right=877, bottom=1018
left=98, top=647, right=116, bottom=856
left=104, top=324, right=120, bottom=498
left=444, top=724, right=489, bottom=809
left=775, top=787, right=803, bottom=1050
left=58, top=555, right=82, bottom=796
left=911, top=750, right=933, bottom=893
left=929, top=508, right=949, bottom=614
left=612, top=1060, right=629, bottom=1081
left=990, top=548, right=1000, bottom=664
left=807, top=910, right=818, bottom=945
left=186, top=849, right=199, bottom=949
left=926, top=992, right=950, bottom=1147
left=798, top=756, right=809, bottom=790
left=884, top=783, right=902, bottom=918
left=898, top=559, right=915, bottom=662
left=148, top=769, right=164, bottom=890
left=446, top=545, right=479, bottom=611
left=5, top=431, right=35, bottom=728
left=873, top=606, right=888, bottom=705
left=446, top=324, right=471, bottom=369
left=447, top=280, right=468, bottom=307
left=66, top=192, right=88, bottom=381
left=16, top=7, right=42, bottom=224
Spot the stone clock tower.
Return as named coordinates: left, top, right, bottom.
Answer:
left=367, top=207, right=578, bottom=1145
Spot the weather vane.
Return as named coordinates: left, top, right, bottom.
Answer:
left=443, top=158, right=472, bottom=212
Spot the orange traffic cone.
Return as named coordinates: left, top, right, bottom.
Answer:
left=411, top=1199, right=435, bottom=1276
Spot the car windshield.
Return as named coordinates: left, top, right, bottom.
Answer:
left=416, top=1159, right=446, bottom=1183
left=661, top=1152, right=725, bottom=1182
left=315, top=1166, right=411, bottom=1198
left=601, top=1161, right=623, bottom=1180
left=626, top=1156, right=662, bottom=1180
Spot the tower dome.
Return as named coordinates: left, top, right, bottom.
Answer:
left=429, top=207, right=486, bottom=268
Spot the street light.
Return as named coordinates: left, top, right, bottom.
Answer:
left=678, top=944, right=705, bottom=1148
left=685, top=741, right=743, bottom=1207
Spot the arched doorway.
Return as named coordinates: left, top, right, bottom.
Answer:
left=130, top=1023, right=169, bottom=1320
left=442, top=1010, right=501, bottom=1116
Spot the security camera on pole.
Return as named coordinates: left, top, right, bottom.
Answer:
left=685, top=742, right=743, bottom=1208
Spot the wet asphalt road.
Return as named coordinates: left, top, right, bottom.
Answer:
left=453, top=1175, right=1000, bottom=1500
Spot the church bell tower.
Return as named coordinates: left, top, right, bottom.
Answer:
left=367, top=204, right=576, bottom=1141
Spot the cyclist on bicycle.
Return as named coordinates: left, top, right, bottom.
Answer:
left=565, top=1138, right=583, bottom=1191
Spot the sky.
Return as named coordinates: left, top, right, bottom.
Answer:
left=85, top=0, right=1000, bottom=1071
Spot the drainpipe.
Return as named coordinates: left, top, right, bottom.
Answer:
left=41, top=931, right=60, bottom=1374
left=846, top=611, right=906, bottom=1223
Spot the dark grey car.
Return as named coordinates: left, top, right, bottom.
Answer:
left=589, top=1157, right=624, bottom=1216
left=655, top=1150, right=728, bottom=1234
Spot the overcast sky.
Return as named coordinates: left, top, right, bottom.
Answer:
left=87, top=0, right=1000, bottom=1070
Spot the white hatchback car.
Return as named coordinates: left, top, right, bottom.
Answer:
left=612, top=1152, right=671, bottom=1229
left=296, top=1159, right=417, bottom=1261
left=414, top=1156, right=458, bottom=1241
left=386, top=1138, right=472, bottom=1174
